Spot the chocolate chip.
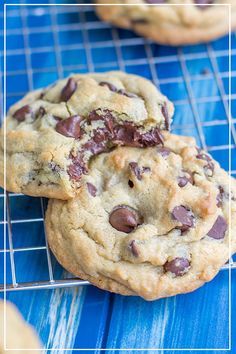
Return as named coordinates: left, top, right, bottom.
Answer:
left=177, top=176, right=189, bottom=188
left=114, top=123, right=140, bottom=146
left=129, top=162, right=150, bottom=180
left=156, top=146, right=171, bottom=158
left=172, top=206, right=195, bottom=232
left=87, top=182, right=97, bottom=197
left=207, top=216, right=227, bottom=239
left=37, top=106, right=46, bottom=118
left=13, top=105, right=31, bottom=122
left=196, top=152, right=214, bottom=176
left=114, top=124, right=164, bottom=147
left=177, top=173, right=193, bottom=188
left=88, top=111, right=163, bottom=148
left=128, top=180, right=134, bottom=188
left=83, top=139, right=108, bottom=155
left=87, top=110, right=114, bottom=134
left=139, top=128, right=164, bottom=147
left=68, top=164, right=84, bottom=181
left=117, top=89, right=138, bottom=98
left=161, top=103, right=170, bottom=130
left=93, top=128, right=110, bottom=143
left=129, top=240, right=139, bottom=257
left=164, top=258, right=190, bottom=276
left=67, top=154, right=87, bottom=182
left=129, top=162, right=141, bottom=180
left=99, top=81, right=117, bottom=92
left=55, top=115, right=82, bottom=139
left=60, top=78, right=77, bottom=102
left=109, top=206, right=142, bottom=233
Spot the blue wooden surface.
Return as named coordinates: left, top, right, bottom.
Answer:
left=0, top=0, right=236, bottom=351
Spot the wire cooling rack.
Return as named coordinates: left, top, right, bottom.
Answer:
left=0, top=2, right=236, bottom=292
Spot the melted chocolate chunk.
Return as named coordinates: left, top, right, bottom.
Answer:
left=88, top=110, right=163, bottom=147
left=164, top=258, right=190, bottom=276
left=207, top=216, right=227, bottom=239
left=88, top=110, right=114, bottom=134
left=55, top=115, right=82, bottom=139
left=157, top=146, right=171, bottom=158
left=129, top=162, right=150, bottom=180
left=87, top=182, right=97, bottom=197
left=83, top=139, right=108, bottom=155
left=109, top=205, right=142, bottom=233
left=172, top=206, right=195, bottom=232
left=99, top=81, right=117, bottom=92
left=13, top=105, right=31, bottom=122
left=114, top=123, right=140, bottom=146
left=60, top=78, right=77, bottom=102
left=139, top=128, right=164, bottom=147
left=129, top=240, right=139, bottom=257
left=161, top=102, right=170, bottom=130
left=67, top=153, right=87, bottom=182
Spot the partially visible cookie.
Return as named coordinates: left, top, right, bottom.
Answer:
left=0, top=71, right=173, bottom=199
left=45, top=132, right=236, bottom=300
left=0, top=300, right=42, bottom=353
left=95, top=0, right=236, bottom=45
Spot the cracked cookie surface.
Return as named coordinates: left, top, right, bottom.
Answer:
left=0, top=300, right=42, bottom=353
left=45, top=132, right=236, bottom=300
left=95, top=0, right=236, bottom=45
left=0, top=71, right=173, bottom=199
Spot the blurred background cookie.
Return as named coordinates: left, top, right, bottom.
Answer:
left=0, top=300, right=41, bottom=353
left=95, top=0, right=236, bottom=45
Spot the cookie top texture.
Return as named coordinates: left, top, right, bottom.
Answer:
left=46, top=132, right=236, bottom=300
left=0, top=71, right=173, bottom=199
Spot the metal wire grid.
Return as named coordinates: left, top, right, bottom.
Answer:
left=0, top=3, right=236, bottom=292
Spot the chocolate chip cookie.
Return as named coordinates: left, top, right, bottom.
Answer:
left=45, top=132, right=236, bottom=300
left=0, top=71, right=173, bottom=199
left=95, top=0, right=236, bottom=45
left=0, top=300, right=42, bottom=352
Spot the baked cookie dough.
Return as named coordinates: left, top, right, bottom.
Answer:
left=0, top=300, right=42, bottom=353
left=0, top=71, right=173, bottom=199
left=45, top=132, right=236, bottom=300
left=95, top=0, right=236, bottom=45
